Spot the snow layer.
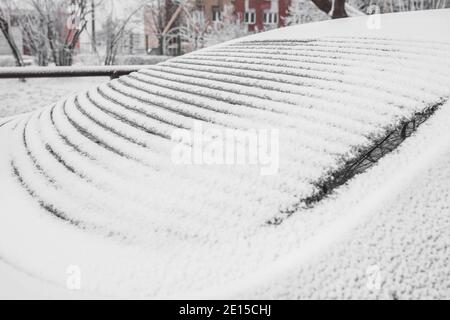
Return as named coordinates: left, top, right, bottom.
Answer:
left=0, top=10, right=449, bottom=299
left=236, top=98, right=450, bottom=300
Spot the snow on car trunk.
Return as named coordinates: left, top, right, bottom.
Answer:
left=0, top=9, right=449, bottom=298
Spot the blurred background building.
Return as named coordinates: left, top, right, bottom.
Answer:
left=1, top=0, right=449, bottom=66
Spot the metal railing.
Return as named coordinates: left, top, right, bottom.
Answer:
left=0, top=65, right=144, bottom=79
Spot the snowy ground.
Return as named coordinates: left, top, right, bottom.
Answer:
left=0, top=77, right=108, bottom=118
left=0, top=10, right=449, bottom=299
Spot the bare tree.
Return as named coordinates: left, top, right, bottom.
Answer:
left=178, top=2, right=212, bottom=52
left=90, top=0, right=96, bottom=52
left=21, top=0, right=93, bottom=66
left=144, top=0, right=166, bottom=37
left=20, top=10, right=49, bottom=65
left=159, top=0, right=219, bottom=54
left=0, top=2, right=24, bottom=66
left=102, top=5, right=143, bottom=65
left=204, top=4, right=248, bottom=47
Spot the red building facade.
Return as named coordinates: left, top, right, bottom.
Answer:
left=232, top=0, right=291, bottom=31
left=163, top=0, right=292, bottom=32
left=145, top=0, right=292, bottom=55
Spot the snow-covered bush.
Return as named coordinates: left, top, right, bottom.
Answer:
left=285, top=0, right=330, bottom=25
left=350, top=0, right=450, bottom=14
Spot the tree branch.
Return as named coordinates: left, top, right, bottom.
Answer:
left=310, top=0, right=348, bottom=19
left=0, top=12, right=24, bottom=66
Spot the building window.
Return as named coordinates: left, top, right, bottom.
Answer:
left=193, top=9, right=205, bottom=23
left=212, top=6, right=222, bottom=22
left=263, top=11, right=278, bottom=25
left=244, top=10, right=256, bottom=25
